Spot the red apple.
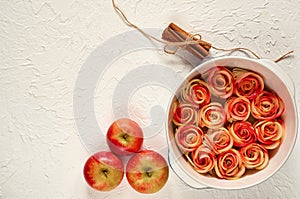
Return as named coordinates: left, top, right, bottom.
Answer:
left=126, top=150, right=169, bottom=194
left=106, top=118, right=143, bottom=156
left=83, top=151, right=124, bottom=191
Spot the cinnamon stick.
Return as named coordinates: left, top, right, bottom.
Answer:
left=162, top=23, right=211, bottom=59
left=163, top=27, right=205, bottom=59
left=169, top=23, right=212, bottom=52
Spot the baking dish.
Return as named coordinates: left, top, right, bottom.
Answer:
left=166, top=56, right=298, bottom=189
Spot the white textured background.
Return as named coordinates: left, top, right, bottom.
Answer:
left=1, top=0, right=300, bottom=198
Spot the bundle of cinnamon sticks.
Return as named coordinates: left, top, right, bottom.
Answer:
left=162, top=23, right=211, bottom=60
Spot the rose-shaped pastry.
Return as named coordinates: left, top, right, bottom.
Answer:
left=239, top=143, right=269, bottom=170
left=254, top=119, right=285, bottom=150
left=199, top=102, right=226, bottom=129
left=251, top=91, right=285, bottom=120
left=172, top=102, right=198, bottom=126
left=204, top=127, right=233, bottom=154
left=215, top=149, right=246, bottom=180
left=186, top=145, right=216, bottom=173
left=225, top=96, right=251, bottom=122
left=175, top=125, right=204, bottom=153
left=171, top=66, right=287, bottom=180
left=229, top=121, right=257, bottom=147
left=206, top=66, right=235, bottom=98
left=233, top=68, right=264, bottom=100
left=181, top=79, right=211, bottom=108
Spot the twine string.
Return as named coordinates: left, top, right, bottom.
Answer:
left=112, top=0, right=293, bottom=62
left=274, top=50, right=294, bottom=63
left=163, top=33, right=201, bottom=54
left=211, top=46, right=261, bottom=59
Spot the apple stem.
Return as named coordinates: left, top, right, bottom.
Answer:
left=122, top=133, right=128, bottom=140
left=145, top=168, right=152, bottom=178
left=102, top=169, right=109, bottom=178
left=146, top=171, right=152, bottom=177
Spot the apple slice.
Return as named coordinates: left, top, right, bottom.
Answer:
left=106, top=118, right=143, bottom=156
left=126, top=150, right=169, bottom=194
left=83, top=151, right=124, bottom=191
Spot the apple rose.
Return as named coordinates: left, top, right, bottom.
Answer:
left=205, top=66, right=235, bottom=98
left=172, top=102, right=198, bottom=126
left=251, top=91, right=285, bottom=120
left=239, top=143, right=269, bottom=170
left=204, top=127, right=233, bottom=154
left=254, top=119, right=285, bottom=150
left=186, top=145, right=216, bottom=173
left=229, top=121, right=257, bottom=147
left=199, top=102, right=226, bottom=129
left=181, top=79, right=211, bottom=107
left=225, top=96, right=251, bottom=122
left=233, top=68, right=264, bottom=100
left=214, top=149, right=246, bottom=180
left=175, top=125, right=204, bottom=153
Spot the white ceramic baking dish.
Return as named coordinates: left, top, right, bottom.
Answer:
left=166, top=56, right=298, bottom=189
